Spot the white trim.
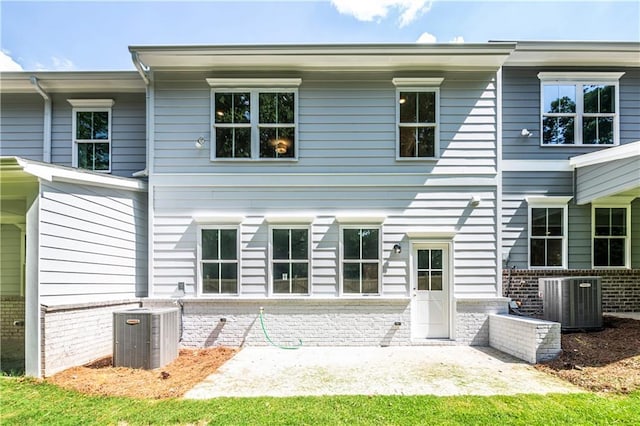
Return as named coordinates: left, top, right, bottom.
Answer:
left=339, top=225, right=383, bottom=296
left=503, top=159, right=572, bottom=172
left=392, top=77, right=444, bottom=87
left=527, top=201, right=570, bottom=270
left=67, top=98, right=115, bottom=108
left=193, top=215, right=244, bottom=225
left=69, top=100, right=114, bottom=172
left=335, top=215, right=386, bottom=224
left=268, top=225, right=312, bottom=296
left=196, top=225, right=241, bottom=297
left=395, top=87, right=440, bottom=160
left=496, top=66, right=503, bottom=296
left=526, top=196, right=573, bottom=206
left=537, top=72, right=626, bottom=82
left=569, top=141, right=640, bottom=168
left=206, top=78, right=302, bottom=88
left=265, top=215, right=314, bottom=224
left=591, top=205, right=632, bottom=269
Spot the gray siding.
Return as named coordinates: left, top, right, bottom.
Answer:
left=0, top=224, right=22, bottom=296
left=38, top=181, right=147, bottom=305
left=51, top=93, right=146, bottom=177
left=152, top=71, right=497, bottom=175
left=502, top=67, right=640, bottom=160
left=0, top=93, right=44, bottom=160
left=576, top=156, right=640, bottom=204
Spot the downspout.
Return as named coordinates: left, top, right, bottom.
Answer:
left=29, top=76, right=51, bottom=163
left=131, top=52, right=150, bottom=178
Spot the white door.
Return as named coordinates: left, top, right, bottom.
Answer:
left=411, top=245, right=450, bottom=339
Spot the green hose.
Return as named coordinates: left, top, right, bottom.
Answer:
left=259, top=307, right=303, bottom=350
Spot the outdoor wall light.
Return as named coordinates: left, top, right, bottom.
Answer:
left=521, top=128, right=533, bottom=137
left=195, top=137, right=205, bottom=149
left=470, top=195, right=481, bottom=207
left=393, top=243, right=402, bottom=254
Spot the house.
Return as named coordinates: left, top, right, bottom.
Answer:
left=1, top=41, right=638, bottom=378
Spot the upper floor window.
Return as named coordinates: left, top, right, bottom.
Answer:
left=593, top=206, right=630, bottom=268
left=271, top=227, right=310, bottom=295
left=527, top=196, right=571, bottom=269
left=393, top=78, right=443, bottom=160
left=198, top=227, right=239, bottom=295
left=207, top=78, right=301, bottom=160
left=538, top=72, right=624, bottom=146
left=68, top=99, right=114, bottom=172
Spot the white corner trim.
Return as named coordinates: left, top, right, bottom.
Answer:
left=569, top=141, right=640, bottom=168
left=67, top=98, right=115, bottom=108
left=335, top=215, right=386, bottom=224
left=265, top=215, right=314, bottom=224
left=406, top=229, right=457, bottom=239
left=525, top=196, right=573, bottom=206
left=206, top=78, right=302, bottom=88
left=392, top=77, right=444, bottom=87
left=537, top=72, right=625, bottom=82
left=193, top=215, right=245, bottom=224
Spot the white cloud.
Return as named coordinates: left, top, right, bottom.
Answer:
left=331, top=0, right=432, bottom=27
left=416, top=32, right=437, bottom=43
left=34, top=56, right=76, bottom=71
left=0, top=50, right=24, bottom=71
left=450, top=36, right=465, bottom=44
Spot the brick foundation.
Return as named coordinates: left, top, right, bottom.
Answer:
left=489, top=314, right=561, bottom=363
left=1, top=296, right=25, bottom=371
left=503, top=269, right=640, bottom=316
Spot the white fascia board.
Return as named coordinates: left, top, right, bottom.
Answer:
left=525, top=196, right=573, bottom=206
left=538, top=72, right=626, bottom=82
left=392, top=77, right=444, bottom=87
left=502, top=160, right=572, bottom=172
left=0, top=71, right=145, bottom=93
left=15, top=158, right=146, bottom=192
left=206, top=78, right=302, bottom=87
left=569, top=141, right=640, bottom=169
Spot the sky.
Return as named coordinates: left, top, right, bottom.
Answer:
left=0, top=0, right=638, bottom=71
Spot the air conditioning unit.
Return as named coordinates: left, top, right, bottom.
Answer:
left=113, top=308, right=179, bottom=369
left=538, top=277, right=602, bottom=331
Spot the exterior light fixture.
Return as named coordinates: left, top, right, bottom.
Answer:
left=195, top=137, right=205, bottom=149
left=398, top=98, right=406, bottom=104
left=521, top=128, right=533, bottom=137
left=470, top=195, right=481, bottom=207
left=393, top=243, right=402, bottom=254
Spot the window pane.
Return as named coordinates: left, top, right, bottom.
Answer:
left=593, top=238, right=608, bottom=266
left=611, top=208, right=626, bottom=236
left=259, top=127, right=295, bottom=158
left=530, top=239, right=545, bottom=266
left=543, top=116, right=575, bottom=144
left=361, top=228, right=378, bottom=260
left=418, top=250, right=429, bottom=269
left=343, top=263, right=360, bottom=293
left=546, top=239, right=563, bottom=267
left=77, top=143, right=92, bottom=169
left=609, top=238, right=625, bottom=266
left=273, top=263, right=290, bottom=293
left=92, top=112, right=109, bottom=139
left=291, top=262, right=308, bottom=293
left=583, top=117, right=613, bottom=145
left=418, top=92, right=436, bottom=123
left=547, top=208, right=563, bottom=236
left=362, top=263, right=378, bottom=293
left=215, top=128, right=234, bottom=158
left=220, top=229, right=237, bottom=260
left=220, top=263, right=237, bottom=293
left=595, top=208, right=610, bottom=236
left=291, top=229, right=308, bottom=260
left=417, top=270, right=428, bottom=290
left=273, top=229, right=289, bottom=260
left=531, top=208, right=548, bottom=237
left=233, top=93, right=251, bottom=123
left=278, top=93, right=295, bottom=124
left=431, top=249, right=442, bottom=270
left=343, top=229, right=360, bottom=259
left=234, top=128, right=251, bottom=158
left=94, top=143, right=110, bottom=170
left=544, top=85, right=576, bottom=113
left=259, top=93, right=277, bottom=123
left=399, top=127, right=417, bottom=157
left=399, top=92, right=417, bottom=123
left=416, top=127, right=435, bottom=157
left=202, top=263, right=220, bottom=293
left=76, top=112, right=92, bottom=139
left=202, top=230, right=218, bottom=260
left=431, top=271, right=443, bottom=291
left=215, top=93, right=233, bottom=123
left=584, top=85, right=615, bottom=114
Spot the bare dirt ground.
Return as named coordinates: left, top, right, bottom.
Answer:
left=46, top=316, right=640, bottom=399
left=535, top=316, right=640, bottom=394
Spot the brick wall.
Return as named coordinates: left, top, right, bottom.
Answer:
left=1, top=296, right=25, bottom=371
left=489, top=314, right=561, bottom=363
left=41, top=300, right=140, bottom=376
left=503, top=269, right=640, bottom=316
left=455, top=298, right=509, bottom=345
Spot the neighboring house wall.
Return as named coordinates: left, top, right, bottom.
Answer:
left=0, top=93, right=44, bottom=160
left=38, top=180, right=148, bottom=306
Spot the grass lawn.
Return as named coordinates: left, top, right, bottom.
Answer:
left=1, top=378, right=639, bottom=425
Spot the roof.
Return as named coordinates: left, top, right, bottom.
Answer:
left=129, top=42, right=517, bottom=71
left=0, top=71, right=145, bottom=93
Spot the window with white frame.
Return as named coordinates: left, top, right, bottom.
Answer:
left=527, top=197, right=571, bottom=269
left=342, top=227, right=380, bottom=294
left=393, top=78, right=442, bottom=159
left=271, top=227, right=309, bottom=294
left=199, top=227, right=239, bottom=294
left=68, top=99, right=114, bottom=172
left=593, top=206, right=630, bottom=268
left=538, top=72, right=623, bottom=146
left=208, top=79, right=301, bottom=160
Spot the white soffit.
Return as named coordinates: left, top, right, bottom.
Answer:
left=0, top=72, right=145, bottom=93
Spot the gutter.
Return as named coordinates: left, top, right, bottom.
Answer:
left=29, top=76, right=51, bottom=163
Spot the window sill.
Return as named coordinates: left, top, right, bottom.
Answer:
left=173, top=295, right=411, bottom=302
left=395, top=157, right=439, bottom=162
left=540, top=144, right=618, bottom=148
left=210, top=158, right=298, bottom=163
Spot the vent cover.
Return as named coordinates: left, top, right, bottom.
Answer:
left=538, top=277, right=602, bottom=331
left=113, top=308, right=179, bottom=369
